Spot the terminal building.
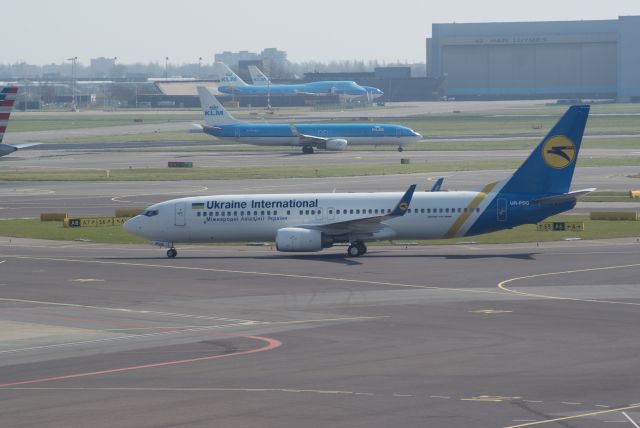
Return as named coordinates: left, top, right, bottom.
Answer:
left=426, top=16, right=640, bottom=101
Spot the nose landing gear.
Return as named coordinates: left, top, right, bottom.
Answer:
left=166, top=247, right=177, bottom=258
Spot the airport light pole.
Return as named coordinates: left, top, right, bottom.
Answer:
left=164, top=56, right=169, bottom=79
left=67, top=56, right=78, bottom=109
left=198, top=57, right=203, bottom=79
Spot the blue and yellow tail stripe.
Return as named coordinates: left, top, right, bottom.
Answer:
left=443, top=182, right=498, bottom=239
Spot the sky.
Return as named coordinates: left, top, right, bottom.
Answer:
left=6, top=0, right=640, bottom=65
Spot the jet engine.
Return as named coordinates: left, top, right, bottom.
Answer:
left=275, top=227, right=332, bottom=252
left=323, top=139, right=348, bottom=151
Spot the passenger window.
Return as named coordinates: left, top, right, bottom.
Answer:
left=311, top=210, right=315, bottom=215
left=427, top=208, right=431, bottom=213
left=329, top=209, right=333, bottom=214
left=234, top=211, right=237, bottom=216
left=374, top=209, right=378, bottom=214
left=305, top=210, right=309, bottom=215
left=356, top=209, right=360, bottom=214
left=221, top=212, right=225, bottom=217
left=287, top=210, right=291, bottom=215
left=274, top=210, right=278, bottom=215
left=267, top=211, right=271, bottom=215
left=421, top=208, right=425, bottom=213
left=350, top=209, right=354, bottom=214
left=464, top=208, right=468, bottom=213
left=439, top=208, right=443, bottom=213
left=261, top=211, right=265, bottom=215
left=299, top=210, right=303, bottom=215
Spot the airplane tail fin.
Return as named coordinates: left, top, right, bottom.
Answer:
left=0, top=86, right=18, bottom=144
left=197, top=86, right=240, bottom=126
left=248, top=65, right=271, bottom=85
left=500, top=105, right=590, bottom=195
left=213, top=62, right=247, bottom=87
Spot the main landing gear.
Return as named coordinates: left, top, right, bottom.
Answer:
left=302, top=145, right=314, bottom=154
left=397, top=145, right=404, bottom=152
left=347, top=241, right=367, bottom=257
left=166, top=247, right=177, bottom=258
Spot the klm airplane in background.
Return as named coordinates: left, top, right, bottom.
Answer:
left=249, top=65, right=383, bottom=102
left=197, top=86, right=421, bottom=153
left=214, top=63, right=377, bottom=101
left=125, top=105, right=593, bottom=258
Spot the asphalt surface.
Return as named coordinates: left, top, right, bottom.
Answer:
left=1, top=164, right=639, bottom=219
left=3, top=147, right=640, bottom=170
left=1, top=237, right=640, bottom=427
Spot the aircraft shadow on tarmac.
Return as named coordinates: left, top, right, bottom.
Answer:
left=103, top=251, right=538, bottom=264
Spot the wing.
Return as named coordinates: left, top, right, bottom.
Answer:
left=289, top=124, right=328, bottom=145
left=299, top=185, right=416, bottom=237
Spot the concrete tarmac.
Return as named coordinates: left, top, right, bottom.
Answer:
left=1, top=237, right=640, bottom=427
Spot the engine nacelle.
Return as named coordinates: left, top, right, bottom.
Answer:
left=324, top=139, right=348, bottom=151
left=275, top=227, right=331, bottom=252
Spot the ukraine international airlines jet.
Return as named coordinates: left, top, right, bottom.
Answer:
left=124, top=105, right=592, bottom=258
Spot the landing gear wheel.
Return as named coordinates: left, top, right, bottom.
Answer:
left=302, top=145, right=314, bottom=154
left=347, top=241, right=367, bottom=257
left=397, top=146, right=404, bottom=152
left=166, top=248, right=177, bottom=258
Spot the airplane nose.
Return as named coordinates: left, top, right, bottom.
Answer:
left=123, top=217, right=138, bottom=234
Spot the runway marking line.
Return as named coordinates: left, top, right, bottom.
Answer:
left=498, top=262, right=640, bottom=306
left=504, top=402, right=640, bottom=427
left=0, top=254, right=512, bottom=299
left=0, top=335, right=281, bottom=389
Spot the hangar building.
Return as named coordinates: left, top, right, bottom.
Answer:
left=426, top=16, right=640, bottom=101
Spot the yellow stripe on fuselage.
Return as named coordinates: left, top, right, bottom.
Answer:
left=443, top=182, right=498, bottom=239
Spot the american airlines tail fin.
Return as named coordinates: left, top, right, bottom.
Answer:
left=248, top=65, right=271, bottom=85
left=0, top=86, right=18, bottom=144
left=197, top=86, right=241, bottom=126
left=213, top=62, right=247, bottom=87
left=500, top=105, right=590, bottom=195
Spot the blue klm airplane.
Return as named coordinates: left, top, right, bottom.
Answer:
left=197, top=86, right=421, bottom=153
left=249, top=65, right=384, bottom=102
left=214, top=63, right=376, bottom=101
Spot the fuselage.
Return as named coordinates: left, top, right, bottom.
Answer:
left=124, top=190, right=574, bottom=245
left=218, top=81, right=369, bottom=99
left=203, top=123, right=422, bottom=147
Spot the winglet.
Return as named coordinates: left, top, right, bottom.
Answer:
left=390, top=185, right=416, bottom=217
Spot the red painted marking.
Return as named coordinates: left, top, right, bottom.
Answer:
left=0, top=335, right=281, bottom=388
left=0, top=113, right=9, bottom=120
left=1, top=87, right=18, bottom=94
left=0, top=126, right=5, bottom=133
left=1, top=100, right=14, bottom=107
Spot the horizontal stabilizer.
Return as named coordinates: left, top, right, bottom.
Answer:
left=533, top=188, right=596, bottom=205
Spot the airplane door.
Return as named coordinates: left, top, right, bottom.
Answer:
left=327, top=207, right=335, bottom=221
left=315, top=207, right=324, bottom=221
left=497, top=198, right=507, bottom=222
left=175, top=202, right=186, bottom=226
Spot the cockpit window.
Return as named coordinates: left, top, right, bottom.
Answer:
left=143, top=209, right=159, bottom=217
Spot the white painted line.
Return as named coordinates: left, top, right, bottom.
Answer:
left=522, top=400, right=544, bottom=403
left=393, top=394, right=413, bottom=397
left=430, top=395, right=451, bottom=399
left=0, top=260, right=6, bottom=264
left=596, top=405, right=612, bottom=408
left=622, top=412, right=640, bottom=428
left=561, top=401, right=583, bottom=405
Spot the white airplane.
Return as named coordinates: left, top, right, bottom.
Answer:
left=124, top=105, right=593, bottom=258
left=0, top=87, right=41, bottom=157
